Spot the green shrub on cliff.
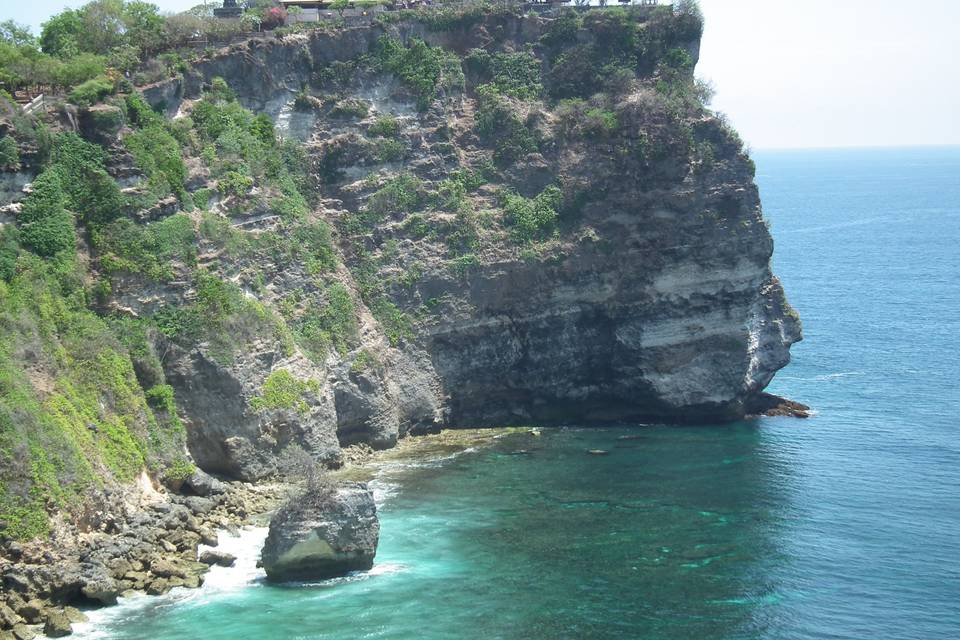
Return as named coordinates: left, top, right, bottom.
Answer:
left=350, top=173, right=425, bottom=232
left=0, top=135, right=19, bottom=170
left=250, top=369, right=320, bottom=415
left=540, top=11, right=581, bottom=48
left=370, top=298, right=412, bottom=347
left=295, top=283, right=359, bottom=356
left=50, top=132, right=124, bottom=226
left=217, top=171, right=254, bottom=197
left=329, top=98, right=370, bottom=119
left=93, top=213, right=197, bottom=281
left=449, top=162, right=494, bottom=192
left=502, top=186, right=563, bottom=244
left=294, top=221, right=338, bottom=274
left=18, top=170, right=76, bottom=257
left=154, top=272, right=283, bottom=365
left=368, top=115, right=400, bottom=138
left=374, top=138, right=407, bottom=163
left=465, top=50, right=542, bottom=101
left=556, top=99, right=619, bottom=139
left=0, top=227, right=18, bottom=282
left=67, top=75, right=116, bottom=108
left=190, top=78, right=314, bottom=221
left=163, top=456, right=195, bottom=484
left=474, top=85, right=538, bottom=166
left=125, top=92, right=163, bottom=128
left=542, top=6, right=703, bottom=100
left=124, top=124, right=188, bottom=200
left=374, top=37, right=464, bottom=111
left=399, top=213, right=430, bottom=239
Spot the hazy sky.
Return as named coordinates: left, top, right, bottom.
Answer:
left=7, top=0, right=960, bottom=149
left=698, top=0, right=960, bottom=149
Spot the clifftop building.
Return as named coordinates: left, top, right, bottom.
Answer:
left=214, top=0, right=244, bottom=18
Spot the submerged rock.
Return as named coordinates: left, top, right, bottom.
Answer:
left=745, top=392, right=811, bottom=418
left=261, top=482, right=379, bottom=582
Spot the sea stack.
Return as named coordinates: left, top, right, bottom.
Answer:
left=261, top=482, right=380, bottom=582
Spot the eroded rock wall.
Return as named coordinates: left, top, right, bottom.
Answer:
left=128, top=8, right=800, bottom=482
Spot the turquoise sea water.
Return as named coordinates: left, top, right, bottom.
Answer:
left=76, top=147, right=960, bottom=639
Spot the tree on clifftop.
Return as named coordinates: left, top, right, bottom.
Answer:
left=40, top=0, right=165, bottom=59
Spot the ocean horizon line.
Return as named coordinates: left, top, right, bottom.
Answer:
left=752, top=143, right=960, bottom=153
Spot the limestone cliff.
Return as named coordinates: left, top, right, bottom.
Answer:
left=0, top=4, right=801, bottom=522
left=133, top=6, right=800, bottom=482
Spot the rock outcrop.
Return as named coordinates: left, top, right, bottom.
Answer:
left=261, top=482, right=379, bottom=582
left=125, top=6, right=803, bottom=482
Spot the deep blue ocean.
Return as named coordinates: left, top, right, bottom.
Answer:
left=74, top=147, right=960, bottom=639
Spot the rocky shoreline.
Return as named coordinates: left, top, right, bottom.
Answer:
left=0, top=474, right=289, bottom=639
left=0, top=429, right=511, bottom=639
left=0, top=416, right=813, bottom=638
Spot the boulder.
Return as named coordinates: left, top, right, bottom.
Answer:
left=80, top=574, right=120, bottom=605
left=16, top=601, right=43, bottom=625
left=183, top=470, right=227, bottom=497
left=0, top=604, right=20, bottom=628
left=148, top=559, right=187, bottom=579
left=261, top=482, right=379, bottom=582
left=181, top=496, right=216, bottom=516
left=145, top=578, right=169, bottom=596
left=11, top=625, right=34, bottom=640
left=123, top=571, right=151, bottom=589
left=222, top=437, right=277, bottom=482
left=198, top=529, right=219, bottom=547
left=43, top=611, right=72, bottom=638
left=62, top=608, right=87, bottom=624
left=2, top=574, right=30, bottom=593
left=198, top=550, right=236, bottom=567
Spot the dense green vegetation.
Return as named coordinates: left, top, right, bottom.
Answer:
left=542, top=6, right=703, bottom=100
left=293, top=283, right=359, bottom=357
left=0, top=66, right=344, bottom=538
left=465, top=49, right=543, bottom=101
left=123, top=119, right=188, bottom=200
left=18, top=170, right=75, bottom=257
left=0, top=1, right=310, bottom=95
left=94, top=214, right=197, bottom=282
left=0, top=253, right=188, bottom=539
left=367, top=115, right=400, bottom=138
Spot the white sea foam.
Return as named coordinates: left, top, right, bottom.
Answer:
left=780, top=370, right=864, bottom=382
left=289, top=562, right=408, bottom=591
left=70, top=526, right=268, bottom=639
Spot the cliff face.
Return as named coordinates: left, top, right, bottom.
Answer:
left=130, top=7, right=801, bottom=481
left=0, top=5, right=801, bottom=517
